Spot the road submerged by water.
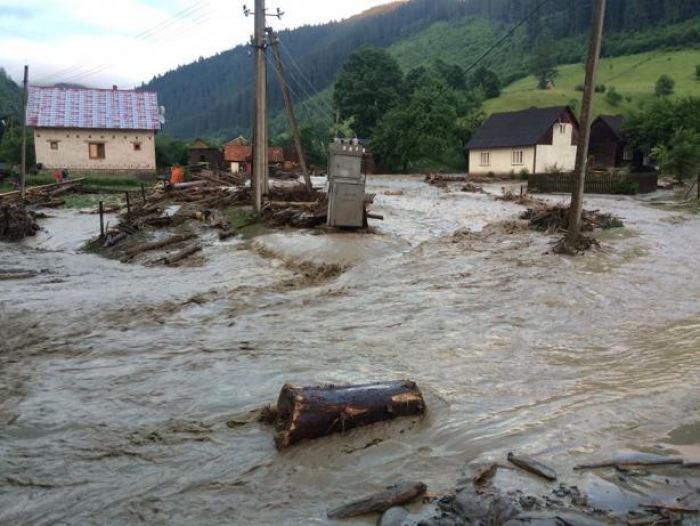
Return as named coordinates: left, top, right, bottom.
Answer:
left=1, top=176, right=700, bottom=525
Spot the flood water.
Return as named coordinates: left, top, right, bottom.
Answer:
left=2, top=176, right=700, bottom=525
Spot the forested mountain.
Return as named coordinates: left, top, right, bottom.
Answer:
left=141, top=0, right=700, bottom=140
left=0, top=69, right=21, bottom=120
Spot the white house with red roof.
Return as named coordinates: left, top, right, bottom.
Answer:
left=26, top=86, right=161, bottom=173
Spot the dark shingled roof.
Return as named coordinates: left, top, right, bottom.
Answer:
left=466, top=106, right=573, bottom=150
left=595, top=114, right=625, bottom=140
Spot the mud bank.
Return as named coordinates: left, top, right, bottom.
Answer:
left=1, top=176, right=700, bottom=525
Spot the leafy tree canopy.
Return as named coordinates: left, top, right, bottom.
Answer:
left=624, top=97, right=700, bottom=153
left=655, top=74, right=675, bottom=97
left=332, top=47, right=403, bottom=139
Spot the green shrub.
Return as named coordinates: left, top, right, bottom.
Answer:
left=519, top=167, right=530, bottom=180
left=611, top=180, right=639, bottom=195
left=487, top=171, right=496, bottom=178
left=594, top=84, right=607, bottom=93
left=695, top=64, right=700, bottom=80
left=605, top=87, right=623, bottom=107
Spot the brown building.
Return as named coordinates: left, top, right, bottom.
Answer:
left=588, top=115, right=642, bottom=169
left=188, top=138, right=224, bottom=170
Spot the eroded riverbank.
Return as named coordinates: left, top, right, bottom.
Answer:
left=1, top=176, right=700, bottom=525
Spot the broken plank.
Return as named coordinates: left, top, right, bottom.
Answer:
left=327, top=481, right=426, bottom=519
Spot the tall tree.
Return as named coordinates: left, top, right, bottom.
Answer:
left=333, top=47, right=403, bottom=138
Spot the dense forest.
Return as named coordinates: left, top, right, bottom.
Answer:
left=139, top=0, right=700, bottom=141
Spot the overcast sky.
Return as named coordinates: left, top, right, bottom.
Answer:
left=0, top=0, right=399, bottom=89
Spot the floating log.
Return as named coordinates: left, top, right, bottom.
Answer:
left=327, top=481, right=426, bottom=519
left=274, top=380, right=425, bottom=449
left=507, top=452, right=557, bottom=481
left=366, top=212, right=384, bottom=220
left=639, top=502, right=699, bottom=513
left=0, top=273, right=36, bottom=280
left=163, top=243, right=202, bottom=265
left=103, top=232, right=128, bottom=248
left=122, top=233, right=196, bottom=260
left=574, top=456, right=685, bottom=470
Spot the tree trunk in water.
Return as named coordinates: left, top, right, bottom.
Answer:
left=274, top=380, right=425, bottom=449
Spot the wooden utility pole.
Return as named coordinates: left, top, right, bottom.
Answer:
left=566, top=0, right=606, bottom=250
left=252, top=0, right=268, bottom=213
left=267, top=29, right=312, bottom=191
left=21, top=65, right=28, bottom=201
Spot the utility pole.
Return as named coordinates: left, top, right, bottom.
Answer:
left=21, top=65, right=28, bottom=201
left=565, top=0, right=606, bottom=250
left=267, top=28, right=312, bottom=191
left=251, top=0, right=268, bottom=213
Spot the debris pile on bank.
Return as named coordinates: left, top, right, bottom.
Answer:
left=0, top=179, right=87, bottom=208
left=328, top=451, right=700, bottom=526
left=0, top=202, right=40, bottom=241
left=496, top=187, right=538, bottom=204
left=520, top=204, right=623, bottom=235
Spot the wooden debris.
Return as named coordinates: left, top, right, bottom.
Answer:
left=0, top=203, right=41, bottom=241
left=274, top=380, right=426, bottom=449
left=462, top=183, right=485, bottom=193
left=639, top=502, right=699, bottom=513
left=473, top=463, right=499, bottom=487
left=0, top=272, right=36, bottom=280
left=574, top=457, right=685, bottom=470
left=327, top=481, right=427, bottom=519
left=521, top=204, right=623, bottom=235
left=507, top=452, right=557, bottom=481
left=162, top=243, right=202, bottom=265
left=121, top=233, right=196, bottom=261
left=496, top=187, right=538, bottom=204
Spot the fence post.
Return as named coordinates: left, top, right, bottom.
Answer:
left=99, top=201, right=105, bottom=238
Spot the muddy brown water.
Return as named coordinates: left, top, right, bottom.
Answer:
left=1, top=176, right=700, bottom=525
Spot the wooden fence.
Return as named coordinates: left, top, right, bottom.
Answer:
left=528, top=171, right=658, bottom=194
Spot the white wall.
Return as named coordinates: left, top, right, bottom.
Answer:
left=534, top=122, right=577, bottom=173
left=34, top=128, right=156, bottom=171
left=469, top=146, right=535, bottom=175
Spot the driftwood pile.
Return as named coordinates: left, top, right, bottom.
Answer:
left=261, top=184, right=328, bottom=228
left=520, top=204, right=623, bottom=234
left=0, top=179, right=86, bottom=208
left=330, top=450, right=700, bottom=525
left=191, top=169, right=245, bottom=187
left=461, top=182, right=485, bottom=194
left=0, top=202, right=40, bottom=241
left=424, top=173, right=467, bottom=188
left=496, top=187, right=538, bottom=204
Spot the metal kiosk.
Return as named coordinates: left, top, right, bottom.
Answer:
left=326, top=138, right=366, bottom=228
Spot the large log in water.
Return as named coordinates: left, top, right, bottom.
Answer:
left=274, top=380, right=425, bottom=449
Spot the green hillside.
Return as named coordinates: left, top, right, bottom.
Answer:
left=484, top=48, right=700, bottom=117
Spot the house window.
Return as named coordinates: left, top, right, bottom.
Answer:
left=50, top=141, right=58, bottom=150
left=558, top=123, right=567, bottom=134
left=133, top=143, right=141, bottom=152
left=89, top=143, right=106, bottom=160
left=623, top=145, right=633, bottom=161
left=512, top=150, right=524, bottom=165
left=480, top=151, right=490, bottom=166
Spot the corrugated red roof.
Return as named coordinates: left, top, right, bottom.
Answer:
left=224, top=144, right=252, bottom=162
left=26, top=86, right=161, bottom=130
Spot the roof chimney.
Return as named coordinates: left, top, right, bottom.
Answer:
left=112, top=85, right=118, bottom=90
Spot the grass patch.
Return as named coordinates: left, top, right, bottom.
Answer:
left=484, top=48, right=700, bottom=117
left=62, top=193, right=123, bottom=209
left=224, top=205, right=268, bottom=239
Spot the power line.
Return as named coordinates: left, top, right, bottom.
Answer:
left=431, top=0, right=552, bottom=103
left=34, top=0, right=213, bottom=85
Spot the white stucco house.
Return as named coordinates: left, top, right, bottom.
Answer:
left=465, top=106, right=579, bottom=175
left=26, top=86, right=161, bottom=173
